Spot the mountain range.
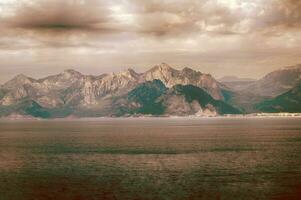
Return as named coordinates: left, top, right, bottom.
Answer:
left=0, top=63, right=300, bottom=118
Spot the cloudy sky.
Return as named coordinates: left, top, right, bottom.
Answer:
left=0, top=0, right=301, bottom=83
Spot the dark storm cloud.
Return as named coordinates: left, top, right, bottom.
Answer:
left=0, top=0, right=127, bottom=50
left=2, top=0, right=120, bottom=35
left=2, top=0, right=301, bottom=38
left=0, top=0, right=250, bottom=39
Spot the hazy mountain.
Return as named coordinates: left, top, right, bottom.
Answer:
left=245, top=65, right=301, bottom=97
left=221, top=81, right=256, bottom=92
left=220, top=65, right=301, bottom=96
left=222, top=64, right=301, bottom=113
left=224, top=90, right=269, bottom=113
left=256, top=82, right=301, bottom=113
left=218, top=76, right=256, bottom=83
left=219, top=76, right=256, bottom=92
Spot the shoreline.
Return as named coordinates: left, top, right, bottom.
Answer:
left=1, top=113, right=301, bottom=121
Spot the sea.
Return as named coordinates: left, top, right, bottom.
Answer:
left=0, top=117, right=301, bottom=200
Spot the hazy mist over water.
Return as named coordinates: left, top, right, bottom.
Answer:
left=0, top=118, right=301, bottom=200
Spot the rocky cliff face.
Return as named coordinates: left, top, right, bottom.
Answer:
left=0, top=70, right=83, bottom=108
left=143, top=63, right=224, bottom=100
left=81, top=69, right=140, bottom=105
left=0, top=68, right=141, bottom=107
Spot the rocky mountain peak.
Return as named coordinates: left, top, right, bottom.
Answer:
left=120, top=68, right=139, bottom=79
left=142, top=63, right=223, bottom=99
left=181, top=67, right=202, bottom=76
left=150, top=63, right=175, bottom=73
left=12, top=74, right=33, bottom=82
left=14, top=73, right=27, bottom=79
left=3, top=74, right=35, bottom=89
left=62, top=69, right=82, bottom=78
left=105, top=69, right=139, bottom=81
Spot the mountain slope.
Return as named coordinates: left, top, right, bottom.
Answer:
left=0, top=87, right=6, bottom=100
left=0, top=69, right=140, bottom=107
left=115, top=80, right=167, bottom=115
left=220, top=64, right=301, bottom=112
left=0, top=98, right=74, bottom=119
left=246, top=65, right=301, bottom=97
left=115, top=80, right=241, bottom=116
left=170, top=85, right=241, bottom=115
left=0, top=99, right=48, bottom=118
left=256, top=83, right=301, bottom=113
left=221, top=81, right=256, bottom=92
left=143, top=63, right=224, bottom=100
left=218, top=76, right=256, bottom=83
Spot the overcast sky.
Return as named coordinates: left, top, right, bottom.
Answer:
left=0, top=0, right=301, bottom=83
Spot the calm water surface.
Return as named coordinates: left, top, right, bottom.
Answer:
left=0, top=118, right=301, bottom=200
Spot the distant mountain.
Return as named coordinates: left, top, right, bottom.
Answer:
left=218, top=76, right=256, bottom=83
left=219, top=76, right=256, bottom=92
left=222, top=64, right=301, bottom=113
left=256, top=82, right=301, bottom=113
left=224, top=90, right=269, bottom=113
left=1, top=63, right=300, bottom=118
left=245, top=64, right=301, bottom=97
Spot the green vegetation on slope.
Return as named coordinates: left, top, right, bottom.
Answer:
left=173, top=85, right=241, bottom=114
left=127, top=79, right=167, bottom=115
left=0, top=99, right=73, bottom=118
left=0, top=99, right=50, bottom=118
left=0, top=88, right=9, bottom=100
left=256, top=83, right=301, bottom=113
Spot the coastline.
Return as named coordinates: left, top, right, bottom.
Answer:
left=1, top=113, right=301, bottom=121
